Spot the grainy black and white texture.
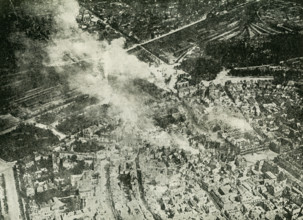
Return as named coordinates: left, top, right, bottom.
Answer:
left=0, top=0, right=303, bottom=219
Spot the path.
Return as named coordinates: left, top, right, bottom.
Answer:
left=127, top=14, right=208, bottom=52
left=22, top=117, right=66, bottom=140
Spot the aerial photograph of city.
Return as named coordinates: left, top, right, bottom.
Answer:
left=0, top=0, right=303, bottom=219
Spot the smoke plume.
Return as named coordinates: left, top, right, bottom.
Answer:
left=15, top=0, right=195, bottom=151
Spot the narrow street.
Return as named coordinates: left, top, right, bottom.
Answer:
left=134, top=151, right=162, bottom=220
left=105, top=161, right=123, bottom=220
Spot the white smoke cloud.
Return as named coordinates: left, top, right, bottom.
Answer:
left=16, top=0, right=193, bottom=151
left=41, top=0, right=152, bottom=127
left=41, top=0, right=182, bottom=145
